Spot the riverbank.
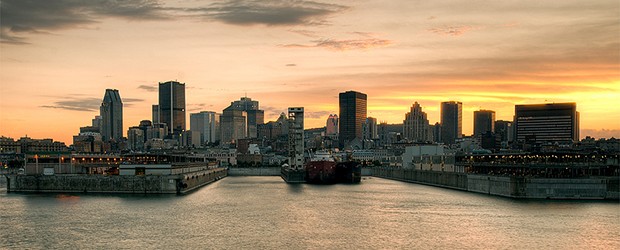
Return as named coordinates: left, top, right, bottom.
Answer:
left=373, top=167, right=620, bottom=200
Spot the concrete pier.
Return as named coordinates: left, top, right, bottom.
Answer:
left=373, top=167, right=619, bottom=200
left=5, top=168, right=227, bottom=195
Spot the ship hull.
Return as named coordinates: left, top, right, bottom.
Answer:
left=281, top=168, right=305, bottom=183
left=335, top=161, right=362, bottom=183
left=305, top=161, right=337, bottom=184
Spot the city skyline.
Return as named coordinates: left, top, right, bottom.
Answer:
left=1, top=0, right=619, bottom=143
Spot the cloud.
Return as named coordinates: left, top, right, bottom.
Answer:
left=286, top=64, right=297, bottom=67
left=40, top=97, right=101, bottom=112
left=192, top=0, right=347, bottom=26
left=305, top=111, right=330, bottom=119
left=138, top=85, right=157, bottom=92
left=0, top=0, right=168, bottom=44
left=281, top=37, right=393, bottom=51
left=427, top=25, right=479, bottom=37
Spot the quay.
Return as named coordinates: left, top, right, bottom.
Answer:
left=3, top=153, right=227, bottom=195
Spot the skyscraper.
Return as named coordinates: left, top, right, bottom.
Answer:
left=220, top=109, right=247, bottom=144
left=363, top=117, right=378, bottom=141
left=100, top=89, right=123, bottom=141
left=440, top=101, right=462, bottom=145
left=326, top=114, right=339, bottom=136
left=473, top=110, right=496, bottom=137
left=159, top=81, right=185, bottom=136
left=514, top=103, right=579, bottom=145
left=152, top=105, right=160, bottom=124
left=339, top=91, right=367, bottom=147
left=223, top=97, right=264, bottom=138
left=403, top=102, right=431, bottom=142
left=190, top=111, right=220, bottom=146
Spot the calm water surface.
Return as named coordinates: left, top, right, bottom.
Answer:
left=0, top=176, right=618, bottom=249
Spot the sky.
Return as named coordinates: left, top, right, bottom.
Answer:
left=1, top=0, right=619, bottom=144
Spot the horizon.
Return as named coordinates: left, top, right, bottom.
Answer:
left=1, top=0, right=619, bottom=144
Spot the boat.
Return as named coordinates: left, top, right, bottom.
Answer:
left=305, top=150, right=337, bottom=184
left=335, top=161, right=362, bottom=183
left=281, top=163, right=305, bottom=183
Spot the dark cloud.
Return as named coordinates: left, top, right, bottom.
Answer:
left=286, top=64, right=297, bottom=67
left=138, top=85, right=157, bottom=92
left=40, top=97, right=101, bottom=112
left=1, top=0, right=168, bottom=44
left=192, top=0, right=347, bottom=26
left=281, top=37, right=393, bottom=51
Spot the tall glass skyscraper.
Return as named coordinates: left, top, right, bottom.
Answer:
left=100, top=89, right=123, bottom=141
left=339, top=90, right=367, bottom=147
left=473, top=110, right=496, bottom=137
left=440, top=101, right=462, bottom=145
left=159, top=81, right=186, bottom=137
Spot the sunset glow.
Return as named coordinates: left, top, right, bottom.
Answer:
left=1, top=0, right=619, bottom=144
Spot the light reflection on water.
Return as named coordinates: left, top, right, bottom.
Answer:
left=0, top=176, right=618, bottom=249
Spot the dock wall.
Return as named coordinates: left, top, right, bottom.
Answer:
left=5, top=168, right=227, bottom=194
left=227, top=167, right=280, bottom=176
left=373, top=167, right=619, bottom=200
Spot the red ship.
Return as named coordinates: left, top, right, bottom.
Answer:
left=305, top=151, right=337, bottom=184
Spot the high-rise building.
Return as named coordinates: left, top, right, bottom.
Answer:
left=127, top=127, right=145, bottom=151
left=514, top=103, right=579, bottom=145
left=152, top=105, right=160, bottom=124
left=224, top=97, right=264, bottom=138
left=473, top=110, right=496, bottom=137
left=403, top=102, right=431, bottom=142
left=363, top=117, right=378, bottom=140
left=158, top=81, right=185, bottom=137
left=190, top=111, right=220, bottom=146
left=288, top=107, right=304, bottom=170
left=339, top=90, right=367, bottom=147
left=326, top=114, right=339, bottom=136
left=220, top=108, right=247, bottom=144
left=494, top=120, right=513, bottom=143
left=100, top=89, right=123, bottom=141
left=440, top=101, right=462, bottom=145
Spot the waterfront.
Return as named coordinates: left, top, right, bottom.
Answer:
left=0, top=176, right=618, bottom=249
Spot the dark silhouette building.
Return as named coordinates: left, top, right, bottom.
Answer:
left=158, top=81, right=186, bottom=137
left=514, top=103, right=579, bottom=146
left=100, top=89, right=123, bottom=141
left=440, top=101, right=462, bottom=145
left=473, top=110, right=495, bottom=137
left=339, top=91, right=367, bottom=147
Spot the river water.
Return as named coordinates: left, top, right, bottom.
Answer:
left=0, top=176, right=618, bottom=249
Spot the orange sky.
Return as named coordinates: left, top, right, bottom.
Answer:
left=1, top=0, right=619, bottom=144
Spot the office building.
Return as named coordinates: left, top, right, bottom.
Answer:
left=403, top=102, right=431, bottom=142
left=190, top=111, right=220, bottom=146
left=339, top=90, right=367, bottom=147
left=473, top=110, right=496, bottom=137
left=100, top=89, right=123, bottom=141
left=440, top=101, right=462, bottom=145
left=152, top=105, right=160, bottom=124
left=326, top=114, right=339, bottom=136
left=494, top=120, right=513, bottom=143
left=220, top=108, right=247, bottom=144
left=223, top=97, right=264, bottom=138
left=514, top=103, right=579, bottom=145
left=159, top=81, right=185, bottom=136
